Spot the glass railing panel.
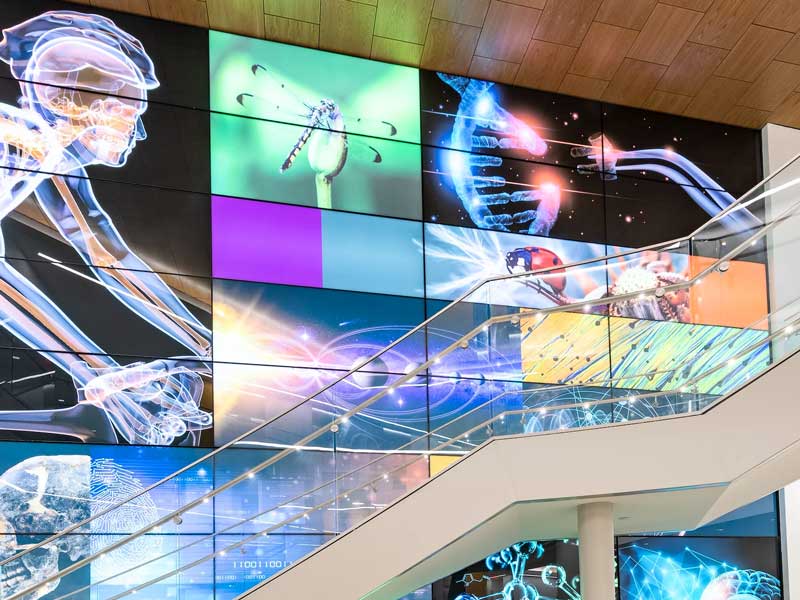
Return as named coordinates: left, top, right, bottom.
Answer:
left=213, top=534, right=332, bottom=600
left=7, top=153, right=800, bottom=600
left=213, top=443, right=337, bottom=537
left=333, top=452, right=429, bottom=533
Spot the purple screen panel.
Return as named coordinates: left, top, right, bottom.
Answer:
left=212, top=196, right=323, bottom=287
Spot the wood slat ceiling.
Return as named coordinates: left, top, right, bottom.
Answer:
left=66, top=0, right=800, bottom=129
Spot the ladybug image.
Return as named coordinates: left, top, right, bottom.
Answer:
left=505, top=246, right=567, bottom=293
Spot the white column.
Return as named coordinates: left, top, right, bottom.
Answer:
left=578, top=502, right=615, bottom=600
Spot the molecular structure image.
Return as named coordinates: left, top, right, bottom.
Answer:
left=455, top=540, right=581, bottom=600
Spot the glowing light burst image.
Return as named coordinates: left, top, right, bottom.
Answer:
left=619, top=540, right=781, bottom=600
left=423, top=223, right=607, bottom=307
left=213, top=282, right=523, bottom=448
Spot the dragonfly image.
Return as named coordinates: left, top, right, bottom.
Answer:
left=236, top=64, right=399, bottom=209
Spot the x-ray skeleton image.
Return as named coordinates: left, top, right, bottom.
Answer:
left=0, top=11, right=212, bottom=446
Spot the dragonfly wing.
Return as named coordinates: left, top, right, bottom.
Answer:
left=235, top=63, right=314, bottom=123
left=343, top=115, right=399, bottom=139
left=348, top=139, right=382, bottom=164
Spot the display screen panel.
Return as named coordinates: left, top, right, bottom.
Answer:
left=2, top=171, right=210, bottom=279
left=0, top=77, right=210, bottom=193
left=424, top=222, right=607, bottom=305
left=520, top=312, right=769, bottom=392
left=0, top=258, right=211, bottom=359
left=210, top=114, right=421, bottom=219
left=606, top=247, right=768, bottom=328
left=601, top=103, right=762, bottom=196
left=429, top=539, right=580, bottom=600
left=0, top=349, right=214, bottom=447
left=618, top=536, right=781, bottom=600
left=0, top=441, right=213, bottom=599
left=210, top=31, right=420, bottom=145
left=422, top=146, right=605, bottom=242
left=213, top=363, right=429, bottom=449
left=604, top=175, right=743, bottom=247
left=214, top=534, right=332, bottom=600
left=212, top=280, right=425, bottom=369
left=212, top=196, right=424, bottom=297
left=212, top=281, right=427, bottom=446
left=420, top=70, right=602, bottom=169
left=0, top=0, right=210, bottom=109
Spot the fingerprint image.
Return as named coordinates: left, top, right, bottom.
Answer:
left=90, top=458, right=162, bottom=580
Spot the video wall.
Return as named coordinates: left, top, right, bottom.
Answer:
left=0, top=0, right=776, bottom=598
left=415, top=496, right=782, bottom=600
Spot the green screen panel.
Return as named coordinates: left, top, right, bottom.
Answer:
left=209, top=30, right=420, bottom=145
left=210, top=113, right=421, bottom=219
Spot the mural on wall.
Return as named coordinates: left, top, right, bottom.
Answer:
left=209, top=31, right=422, bottom=220
left=0, top=11, right=212, bottom=446
left=428, top=539, right=580, bottom=600
left=212, top=281, right=524, bottom=447
left=0, top=442, right=212, bottom=600
left=420, top=71, right=761, bottom=246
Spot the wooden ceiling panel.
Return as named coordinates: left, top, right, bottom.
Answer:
left=770, top=92, right=800, bottom=128
left=90, top=0, right=150, bottom=16
left=264, top=0, right=321, bottom=23
left=264, top=14, right=319, bottom=47
left=533, top=0, right=602, bottom=47
left=371, top=36, right=423, bottom=66
left=684, top=76, right=750, bottom=120
left=503, top=0, right=546, bottom=8
left=627, top=3, right=704, bottom=65
left=595, top=0, right=658, bottom=30
left=431, top=0, right=490, bottom=27
left=738, top=60, right=800, bottom=112
left=420, top=19, right=481, bottom=73
left=63, top=0, right=800, bottom=129
left=515, top=40, right=576, bottom=91
left=656, top=42, right=727, bottom=95
left=207, top=0, right=264, bottom=38
left=374, top=0, right=434, bottom=45
left=777, top=32, right=800, bottom=65
left=469, top=55, right=520, bottom=84
left=319, top=0, right=375, bottom=57
left=723, top=105, right=771, bottom=128
left=714, top=25, right=792, bottom=82
left=661, top=0, right=713, bottom=10
left=603, top=58, right=666, bottom=105
left=569, top=22, right=638, bottom=80
left=148, top=0, right=209, bottom=27
left=688, top=0, right=765, bottom=49
left=475, top=1, right=541, bottom=62
left=644, top=89, right=693, bottom=113
left=558, top=73, right=609, bottom=99
left=755, top=0, right=800, bottom=33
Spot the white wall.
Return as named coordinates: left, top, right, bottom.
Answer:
left=762, top=122, right=800, bottom=600
left=762, top=124, right=800, bottom=358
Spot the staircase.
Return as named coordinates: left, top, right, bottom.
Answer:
left=3, top=153, right=800, bottom=600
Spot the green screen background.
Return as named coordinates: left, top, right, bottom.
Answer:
left=209, top=31, right=422, bottom=219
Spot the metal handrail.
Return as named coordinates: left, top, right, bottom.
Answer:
left=7, top=151, right=800, bottom=598
left=59, top=305, right=800, bottom=600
